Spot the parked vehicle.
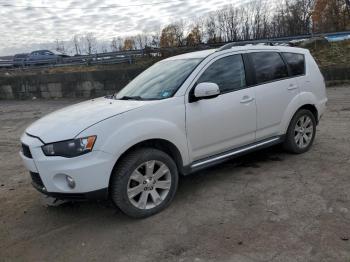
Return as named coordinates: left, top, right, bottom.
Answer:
left=25, top=50, right=63, bottom=66
left=20, top=45, right=327, bottom=218
left=13, top=53, right=28, bottom=67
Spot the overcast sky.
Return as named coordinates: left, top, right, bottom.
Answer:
left=0, top=0, right=248, bottom=56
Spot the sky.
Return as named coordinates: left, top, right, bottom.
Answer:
left=0, top=0, right=246, bottom=56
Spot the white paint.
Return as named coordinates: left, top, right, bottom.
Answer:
left=20, top=45, right=327, bottom=196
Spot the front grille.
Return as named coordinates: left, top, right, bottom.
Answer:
left=22, top=144, right=32, bottom=158
left=30, top=172, right=45, bottom=190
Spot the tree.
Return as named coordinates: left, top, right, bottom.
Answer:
left=72, top=34, right=82, bottom=55
left=160, top=24, right=183, bottom=47
left=312, top=0, right=349, bottom=32
left=205, top=14, right=222, bottom=43
left=122, top=37, right=135, bottom=50
left=55, top=39, right=68, bottom=55
left=83, top=33, right=97, bottom=55
left=100, top=44, right=108, bottom=53
left=135, top=33, right=150, bottom=49
left=186, top=26, right=202, bottom=46
left=111, top=37, right=123, bottom=51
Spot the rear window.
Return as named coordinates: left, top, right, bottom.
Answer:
left=282, top=52, right=305, bottom=76
left=249, top=52, right=288, bottom=84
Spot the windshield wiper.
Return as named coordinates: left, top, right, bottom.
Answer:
left=118, top=95, right=143, bottom=100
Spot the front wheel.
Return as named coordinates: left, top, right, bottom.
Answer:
left=283, top=109, right=317, bottom=154
left=110, top=148, right=178, bottom=218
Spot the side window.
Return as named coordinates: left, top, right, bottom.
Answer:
left=197, top=55, right=246, bottom=93
left=250, top=52, right=288, bottom=84
left=282, top=52, right=305, bottom=76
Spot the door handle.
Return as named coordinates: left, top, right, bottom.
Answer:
left=240, top=96, right=254, bottom=104
left=287, top=84, right=298, bottom=90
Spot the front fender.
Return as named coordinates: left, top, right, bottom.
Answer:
left=78, top=97, right=189, bottom=168
left=103, top=118, right=189, bottom=164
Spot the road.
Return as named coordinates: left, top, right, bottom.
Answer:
left=1, top=86, right=350, bottom=261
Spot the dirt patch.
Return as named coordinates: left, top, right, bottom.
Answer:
left=1, top=87, right=350, bottom=261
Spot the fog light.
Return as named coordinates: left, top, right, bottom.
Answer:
left=66, top=175, right=75, bottom=189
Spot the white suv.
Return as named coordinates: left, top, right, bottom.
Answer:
left=20, top=44, right=327, bottom=218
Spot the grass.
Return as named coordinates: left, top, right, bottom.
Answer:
left=308, top=40, right=350, bottom=67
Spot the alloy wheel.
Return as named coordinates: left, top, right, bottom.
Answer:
left=127, top=160, right=172, bottom=210
left=294, top=115, right=314, bottom=149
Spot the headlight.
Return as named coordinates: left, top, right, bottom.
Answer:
left=42, top=136, right=96, bottom=158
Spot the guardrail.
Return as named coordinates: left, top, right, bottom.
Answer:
left=0, top=50, right=143, bottom=69
left=1, top=30, right=349, bottom=70
left=0, top=60, right=13, bottom=67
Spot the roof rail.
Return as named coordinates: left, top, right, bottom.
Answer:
left=216, top=40, right=291, bottom=51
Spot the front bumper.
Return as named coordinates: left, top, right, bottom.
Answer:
left=20, top=133, right=115, bottom=199
left=34, top=183, right=108, bottom=200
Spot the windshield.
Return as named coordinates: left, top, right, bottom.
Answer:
left=115, top=58, right=202, bottom=100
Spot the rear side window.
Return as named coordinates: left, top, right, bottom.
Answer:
left=197, top=54, right=246, bottom=93
left=249, top=52, right=288, bottom=84
left=282, top=52, right=305, bottom=76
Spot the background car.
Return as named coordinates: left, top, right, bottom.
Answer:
left=13, top=53, right=29, bottom=67
left=25, top=50, right=63, bottom=66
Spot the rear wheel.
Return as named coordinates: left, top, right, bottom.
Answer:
left=283, top=109, right=316, bottom=154
left=110, top=148, right=178, bottom=218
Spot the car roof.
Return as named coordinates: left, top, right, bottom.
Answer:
left=14, top=53, right=29, bottom=56
left=164, top=45, right=308, bottom=61
left=31, top=50, right=52, bottom=53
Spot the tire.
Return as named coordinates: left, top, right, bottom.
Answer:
left=283, top=109, right=317, bottom=154
left=110, top=148, right=178, bottom=218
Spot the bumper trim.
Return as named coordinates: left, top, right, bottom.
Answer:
left=33, top=186, right=108, bottom=200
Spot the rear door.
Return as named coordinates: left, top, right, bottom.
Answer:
left=248, top=51, right=300, bottom=140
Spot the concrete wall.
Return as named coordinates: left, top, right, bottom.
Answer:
left=321, top=66, right=350, bottom=85
left=0, top=67, right=147, bottom=99
left=0, top=65, right=349, bottom=100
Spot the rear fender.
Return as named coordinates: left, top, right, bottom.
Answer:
left=279, top=92, right=318, bottom=134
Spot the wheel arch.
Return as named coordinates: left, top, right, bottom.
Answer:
left=283, top=103, right=319, bottom=135
left=108, top=138, right=185, bottom=191
left=298, top=104, right=318, bottom=124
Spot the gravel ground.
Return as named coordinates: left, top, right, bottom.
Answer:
left=1, top=86, right=350, bottom=262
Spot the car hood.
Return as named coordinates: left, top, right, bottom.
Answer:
left=26, top=97, right=151, bottom=143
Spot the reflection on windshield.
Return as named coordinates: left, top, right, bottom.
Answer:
left=115, top=58, right=202, bottom=100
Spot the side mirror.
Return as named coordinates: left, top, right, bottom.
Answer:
left=193, top=82, right=220, bottom=101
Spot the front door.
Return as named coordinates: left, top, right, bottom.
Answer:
left=185, top=54, right=257, bottom=161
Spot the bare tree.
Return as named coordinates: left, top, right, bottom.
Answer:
left=205, top=13, right=220, bottom=43
left=100, top=43, right=108, bottom=53
left=72, top=34, right=82, bottom=55
left=173, top=20, right=186, bottom=46
left=135, top=33, right=149, bottom=49
left=240, top=5, right=251, bottom=40
left=223, top=5, right=240, bottom=41
left=83, top=33, right=97, bottom=55
left=111, top=37, right=123, bottom=51
left=55, top=39, right=68, bottom=55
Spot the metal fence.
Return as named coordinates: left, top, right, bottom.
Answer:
left=1, top=30, right=349, bottom=70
